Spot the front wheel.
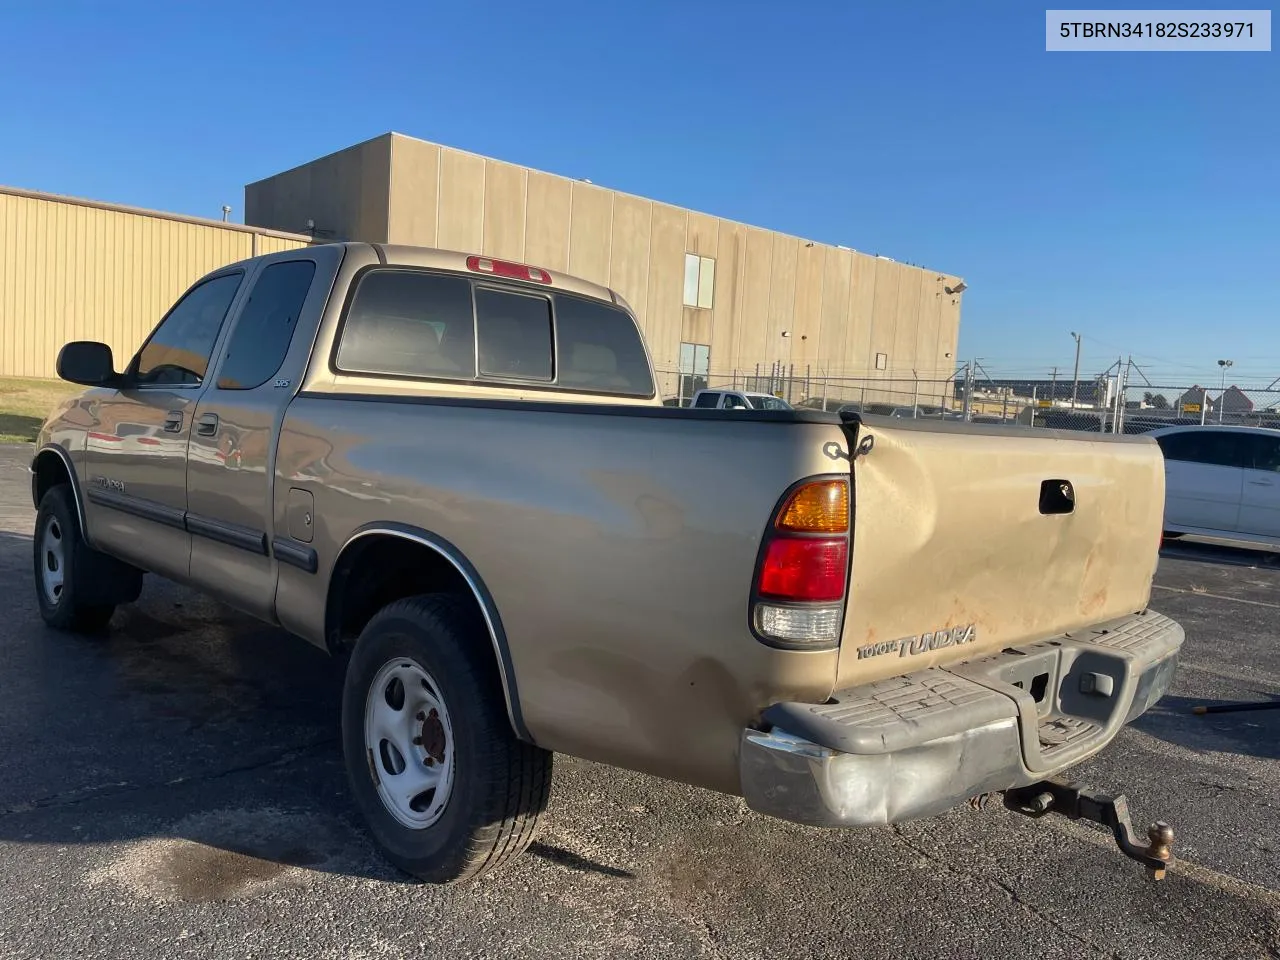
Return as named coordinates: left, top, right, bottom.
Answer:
left=33, top=486, right=117, bottom=632
left=340, top=594, right=552, bottom=883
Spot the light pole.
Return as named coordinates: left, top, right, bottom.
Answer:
left=1069, top=332, right=1082, bottom=409
left=1217, top=359, right=1233, bottom=423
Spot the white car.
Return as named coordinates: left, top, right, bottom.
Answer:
left=1149, top=424, right=1280, bottom=545
left=689, top=389, right=793, bottom=411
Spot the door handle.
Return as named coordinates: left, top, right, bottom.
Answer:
left=196, top=413, right=220, bottom=437
left=163, top=410, right=183, bottom=433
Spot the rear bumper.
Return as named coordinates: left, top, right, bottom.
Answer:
left=740, top=609, right=1182, bottom=827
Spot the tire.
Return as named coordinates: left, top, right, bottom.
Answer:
left=341, top=593, right=552, bottom=884
left=33, top=485, right=118, bottom=632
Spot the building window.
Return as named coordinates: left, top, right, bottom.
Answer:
left=679, top=341, right=710, bottom=403
left=683, top=254, right=715, bottom=309
left=875, top=352, right=888, bottom=371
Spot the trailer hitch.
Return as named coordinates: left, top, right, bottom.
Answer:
left=1003, top=778, right=1175, bottom=880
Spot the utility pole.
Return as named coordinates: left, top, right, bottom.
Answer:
left=1069, top=331, right=1082, bottom=409
left=1050, top=366, right=1058, bottom=404
left=1218, top=359, right=1233, bottom=423
left=961, top=361, right=974, bottom=421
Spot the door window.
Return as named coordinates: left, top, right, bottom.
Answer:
left=692, top=392, right=720, bottom=409
left=1155, top=430, right=1250, bottom=468
left=217, top=260, right=317, bottom=390
left=134, top=273, right=243, bottom=385
left=722, top=394, right=748, bottom=409
left=1243, top=433, right=1280, bottom=472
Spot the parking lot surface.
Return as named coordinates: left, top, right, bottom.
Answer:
left=1, top=444, right=1278, bottom=960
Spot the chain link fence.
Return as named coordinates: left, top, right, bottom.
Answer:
left=655, top=365, right=967, bottom=418
left=655, top=361, right=1280, bottom=435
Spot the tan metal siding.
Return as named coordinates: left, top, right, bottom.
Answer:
left=767, top=235, right=799, bottom=363
left=735, top=227, right=774, bottom=372
left=256, top=234, right=309, bottom=255
left=524, top=171, right=572, bottom=271
left=481, top=160, right=527, bottom=261
left=791, top=242, right=824, bottom=366
left=608, top=194, right=652, bottom=321
left=818, top=247, right=854, bottom=374
left=891, top=263, right=921, bottom=376
left=246, top=133, right=390, bottom=241
left=0, top=191, right=305, bottom=378
left=437, top=148, right=485, bottom=253
left=278, top=132, right=969, bottom=391
left=567, top=182, right=613, bottom=286
left=847, top=253, right=877, bottom=376
left=387, top=136, right=441, bottom=247
left=644, top=204, right=686, bottom=372
left=867, top=259, right=900, bottom=377
left=710, top=220, right=742, bottom=372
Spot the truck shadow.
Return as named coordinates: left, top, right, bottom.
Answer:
left=1, top=528, right=635, bottom=894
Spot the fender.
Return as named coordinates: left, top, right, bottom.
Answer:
left=333, top=522, right=531, bottom=743
left=30, top=444, right=92, bottom=547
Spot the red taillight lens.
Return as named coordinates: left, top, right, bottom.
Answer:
left=758, top=537, right=848, bottom=602
left=466, top=255, right=552, bottom=284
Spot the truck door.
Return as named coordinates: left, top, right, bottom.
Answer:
left=83, top=269, right=246, bottom=581
left=184, top=247, right=340, bottom=621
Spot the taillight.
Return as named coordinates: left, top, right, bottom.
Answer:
left=758, top=539, right=847, bottom=601
left=465, top=255, right=552, bottom=284
left=752, top=477, right=851, bottom=648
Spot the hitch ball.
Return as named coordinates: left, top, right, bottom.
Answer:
left=1147, top=821, right=1174, bottom=880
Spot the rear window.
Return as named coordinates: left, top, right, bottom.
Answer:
left=335, top=270, right=476, bottom=379
left=554, top=295, right=653, bottom=397
left=475, top=288, right=553, bottom=381
left=334, top=268, right=653, bottom=397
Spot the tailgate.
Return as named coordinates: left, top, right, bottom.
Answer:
left=836, top=417, right=1165, bottom=688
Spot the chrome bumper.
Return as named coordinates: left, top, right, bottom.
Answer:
left=741, top=610, right=1183, bottom=828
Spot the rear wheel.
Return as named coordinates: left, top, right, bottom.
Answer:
left=340, top=593, right=552, bottom=883
left=33, top=486, right=120, bottom=633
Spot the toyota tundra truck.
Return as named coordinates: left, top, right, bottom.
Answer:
left=31, top=242, right=1183, bottom=884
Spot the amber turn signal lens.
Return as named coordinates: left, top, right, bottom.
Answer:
left=776, top=479, right=849, bottom=533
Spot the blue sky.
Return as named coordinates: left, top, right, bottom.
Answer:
left=1, top=1, right=1275, bottom=385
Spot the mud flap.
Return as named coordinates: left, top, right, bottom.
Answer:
left=1002, top=778, right=1175, bottom=880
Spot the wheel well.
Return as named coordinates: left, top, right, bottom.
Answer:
left=326, top=533, right=484, bottom=656
left=32, top=450, right=72, bottom=510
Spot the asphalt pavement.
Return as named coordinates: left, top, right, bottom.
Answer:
left=1, top=444, right=1278, bottom=960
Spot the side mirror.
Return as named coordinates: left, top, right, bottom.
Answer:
left=56, top=341, right=118, bottom=387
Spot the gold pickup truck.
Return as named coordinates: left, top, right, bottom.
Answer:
left=31, top=242, right=1183, bottom=884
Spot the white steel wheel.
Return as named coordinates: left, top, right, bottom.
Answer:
left=364, top=657, right=456, bottom=829
left=38, top=514, right=66, bottom=607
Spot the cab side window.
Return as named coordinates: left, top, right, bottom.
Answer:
left=135, top=273, right=243, bottom=386
left=217, top=261, right=317, bottom=390
left=693, top=392, right=721, bottom=408
left=1244, top=434, right=1280, bottom=473
left=1155, top=430, right=1249, bottom=468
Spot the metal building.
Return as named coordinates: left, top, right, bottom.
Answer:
left=0, top=186, right=309, bottom=378
left=246, top=133, right=964, bottom=403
